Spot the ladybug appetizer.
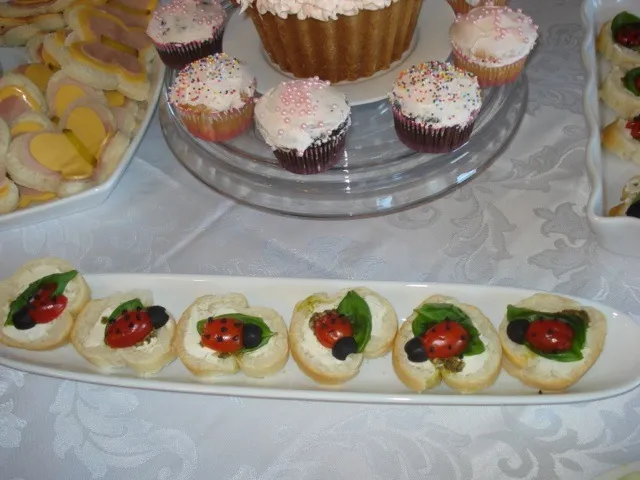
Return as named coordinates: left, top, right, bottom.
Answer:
left=602, top=115, right=640, bottom=167
left=392, top=295, right=501, bottom=394
left=597, top=11, right=640, bottom=68
left=174, top=293, right=289, bottom=379
left=608, top=175, right=640, bottom=218
left=498, top=293, right=607, bottom=392
left=70, top=291, right=176, bottom=376
left=599, top=66, right=640, bottom=120
left=289, top=287, right=397, bottom=385
left=0, top=257, right=90, bottom=351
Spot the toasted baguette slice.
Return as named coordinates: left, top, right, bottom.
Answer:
left=392, top=295, right=502, bottom=393
left=597, top=21, right=640, bottom=68
left=71, top=290, right=177, bottom=376
left=609, top=174, right=640, bottom=216
left=498, top=293, right=607, bottom=391
left=602, top=118, right=640, bottom=167
left=2, top=25, right=41, bottom=47
left=599, top=66, right=640, bottom=120
left=0, top=257, right=90, bottom=350
left=289, top=287, right=397, bottom=385
left=174, top=294, right=289, bottom=379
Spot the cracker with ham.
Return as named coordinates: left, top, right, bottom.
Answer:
left=0, top=73, right=48, bottom=124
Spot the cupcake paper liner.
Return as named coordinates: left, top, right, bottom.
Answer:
left=154, top=28, right=224, bottom=70
left=246, top=0, right=423, bottom=83
left=176, top=100, right=255, bottom=142
left=452, top=52, right=528, bottom=88
left=273, top=127, right=348, bottom=175
left=446, top=0, right=507, bottom=15
left=392, top=108, right=477, bottom=153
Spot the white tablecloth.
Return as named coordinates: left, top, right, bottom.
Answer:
left=2, top=0, right=640, bottom=478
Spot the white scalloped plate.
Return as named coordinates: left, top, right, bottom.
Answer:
left=223, top=0, right=454, bottom=106
left=0, top=274, right=639, bottom=405
left=582, top=0, right=640, bottom=257
left=0, top=50, right=165, bottom=231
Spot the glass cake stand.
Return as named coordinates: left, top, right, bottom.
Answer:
left=159, top=68, right=527, bottom=218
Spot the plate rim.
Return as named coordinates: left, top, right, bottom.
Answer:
left=1, top=273, right=639, bottom=406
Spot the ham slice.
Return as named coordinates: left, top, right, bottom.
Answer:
left=97, top=3, right=148, bottom=28
left=45, top=70, right=106, bottom=118
left=0, top=73, right=47, bottom=124
left=13, top=133, right=62, bottom=177
left=0, top=94, right=36, bottom=124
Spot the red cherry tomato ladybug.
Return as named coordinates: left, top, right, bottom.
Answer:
left=421, top=321, right=469, bottom=359
left=201, top=318, right=244, bottom=353
left=616, top=24, right=640, bottom=48
left=29, top=283, right=68, bottom=324
left=525, top=318, right=574, bottom=353
left=627, top=117, right=640, bottom=140
left=312, top=310, right=354, bottom=349
left=105, top=309, right=153, bottom=349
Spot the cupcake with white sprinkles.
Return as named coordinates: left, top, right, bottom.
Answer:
left=255, top=78, right=351, bottom=175
left=389, top=61, right=482, bottom=153
left=169, top=54, right=256, bottom=142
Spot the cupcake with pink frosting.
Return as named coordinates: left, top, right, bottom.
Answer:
left=254, top=78, right=351, bottom=175
left=147, top=0, right=226, bottom=70
left=449, top=5, right=538, bottom=87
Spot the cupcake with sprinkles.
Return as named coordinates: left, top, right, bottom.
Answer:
left=449, top=5, right=538, bottom=87
left=447, top=0, right=507, bottom=16
left=254, top=78, right=351, bottom=175
left=146, top=0, right=227, bottom=70
left=389, top=61, right=482, bottom=153
left=169, top=54, right=256, bottom=142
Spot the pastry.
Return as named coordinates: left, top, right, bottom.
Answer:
left=600, top=66, right=640, bottom=119
left=608, top=174, right=640, bottom=217
left=596, top=11, right=640, bottom=68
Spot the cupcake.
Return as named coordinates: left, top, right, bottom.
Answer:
left=146, top=0, right=226, bottom=70
left=169, top=54, right=256, bottom=142
left=238, top=0, right=424, bottom=84
left=389, top=61, right=482, bottom=153
left=449, top=6, right=538, bottom=87
left=254, top=78, right=351, bottom=174
left=446, top=0, right=507, bottom=16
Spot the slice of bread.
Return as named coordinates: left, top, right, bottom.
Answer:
left=498, top=293, right=607, bottom=391
left=174, top=294, right=289, bottom=379
left=599, top=66, right=640, bottom=120
left=602, top=118, right=640, bottom=167
left=71, top=289, right=177, bottom=376
left=0, top=257, right=90, bottom=350
left=392, top=295, right=502, bottom=394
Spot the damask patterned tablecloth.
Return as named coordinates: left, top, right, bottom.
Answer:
left=2, top=0, right=640, bottom=478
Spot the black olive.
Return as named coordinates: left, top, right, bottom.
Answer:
left=404, top=337, right=428, bottom=363
left=506, top=319, right=530, bottom=345
left=242, top=323, right=262, bottom=349
left=12, top=307, right=35, bottom=330
left=627, top=201, right=640, bottom=219
left=147, top=306, right=169, bottom=329
left=332, top=336, right=357, bottom=361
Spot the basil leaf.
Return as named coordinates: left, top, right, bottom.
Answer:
left=337, top=291, right=372, bottom=353
left=611, top=11, right=640, bottom=38
left=106, top=299, right=145, bottom=324
left=6, top=270, right=78, bottom=326
left=623, top=67, right=640, bottom=96
left=411, top=303, right=485, bottom=356
left=506, top=305, right=589, bottom=362
left=196, top=313, right=275, bottom=353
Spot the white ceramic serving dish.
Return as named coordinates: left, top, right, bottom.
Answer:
left=0, top=274, right=638, bottom=405
left=582, top=0, right=640, bottom=257
left=0, top=49, right=165, bottom=231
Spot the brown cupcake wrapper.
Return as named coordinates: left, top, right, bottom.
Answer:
left=154, top=28, right=224, bottom=70
left=246, top=0, right=424, bottom=83
left=175, top=100, right=255, bottom=142
left=392, top=108, right=477, bottom=153
left=273, top=129, right=348, bottom=175
left=452, top=51, right=528, bottom=88
left=446, top=0, right=507, bottom=15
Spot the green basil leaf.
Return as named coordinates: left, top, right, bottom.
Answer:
left=106, top=299, right=145, bottom=324
left=6, top=270, right=78, bottom=326
left=506, top=305, right=589, bottom=362
left=196, top=313, right=275, bottom=353
left=611, top=11, right=640, bottom=38
left=337, top=291, right=372, bottom=353
left=623, top=67, right=640, bottom=96
left=411, top=303, right=485, bottom=357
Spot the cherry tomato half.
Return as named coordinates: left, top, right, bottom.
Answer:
left=525, top=318, right=574, bottom=353
left=105, top=310, right=153, bottom=349
left=420, top=321, right=469, bottom=359
left=313, top=310, right=354, bottom=349
left=201, top=317, right=244, bottom=353
left=29, top=283, right=67, bottom=324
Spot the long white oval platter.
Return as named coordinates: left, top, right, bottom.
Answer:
left=0, top=274, right=639, bottom=405
left=0, top=49, right=165, bottom=231
left=582, top=0, right=640, bottom=257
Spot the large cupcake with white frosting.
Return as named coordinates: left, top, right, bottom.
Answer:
left=389, top=61, right=482, bottom=153
left=255, top=78, right=351, bottom=174
left=449, top=5, right=538, bottom=87
left=169, top=54, right=256, bottom=142
left=239, top=0, right=423, bottom=84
